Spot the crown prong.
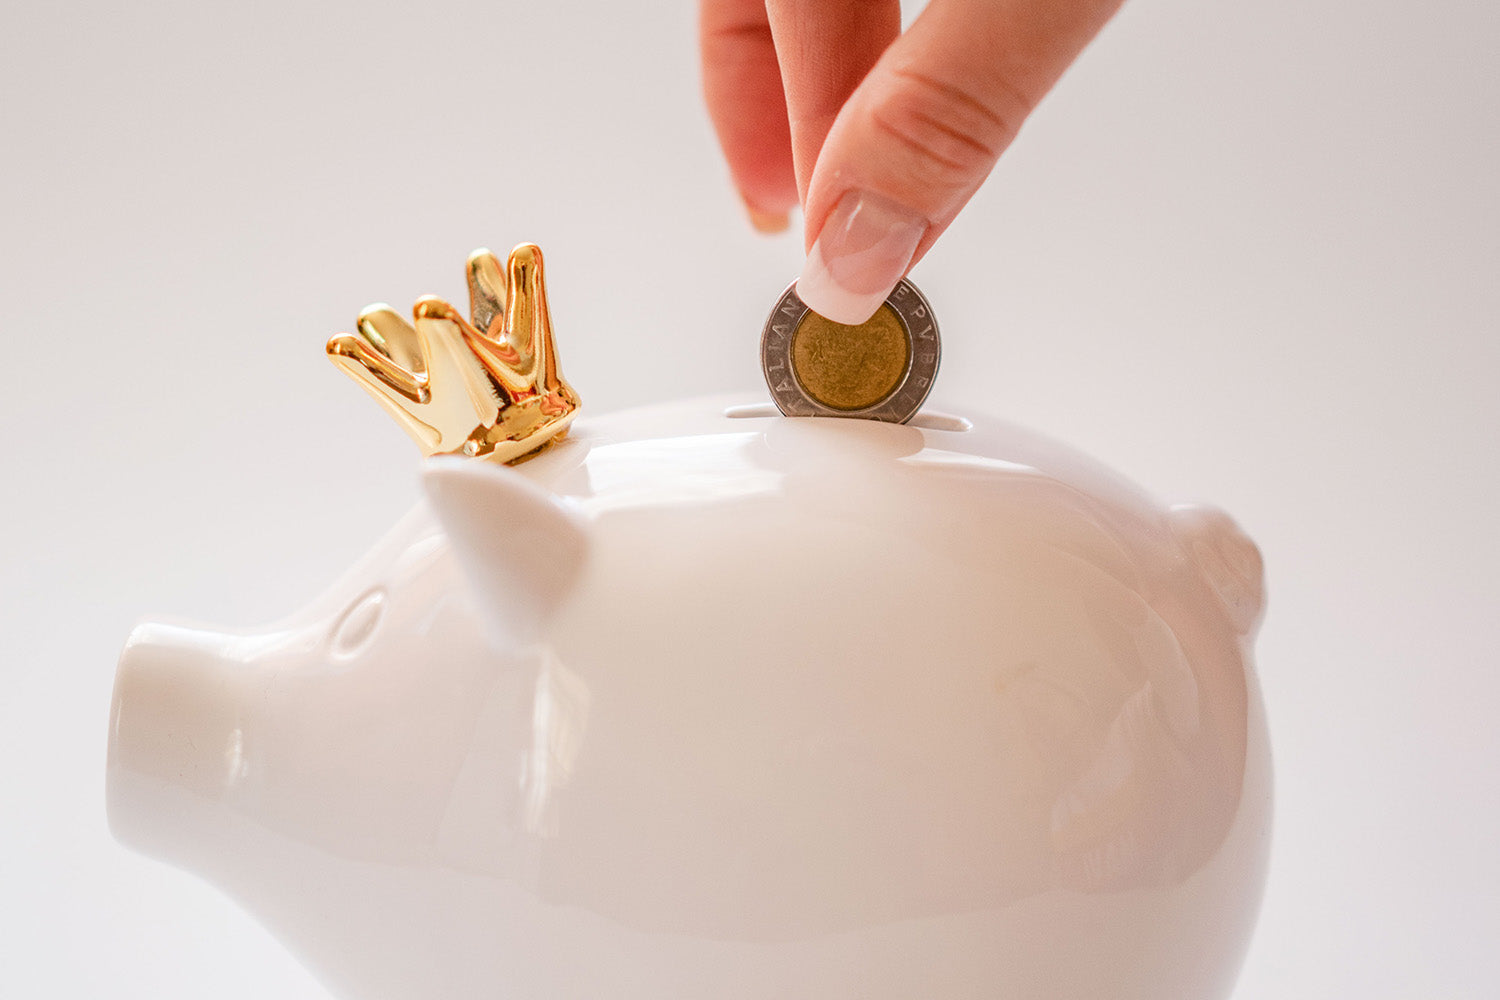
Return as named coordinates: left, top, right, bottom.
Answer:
left=466, top=249, right=507, bottom=339
left=490, top=243, right=551, bottom=397
left=326, top=332, right=426, bottom=403
left=359, top=302, right=425, bottom=364
left=511, top=244, right=567, bottom=396
left=412, top=296, right=508, bottom=423
left=458, top=244, right=544, bottom=399
left=327, top=331, right=444, bottom=452
left=412, top=295, right=470, bottom=326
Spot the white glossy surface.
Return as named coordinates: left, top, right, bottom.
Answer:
left=108, top=397, right=1270, bottom=1000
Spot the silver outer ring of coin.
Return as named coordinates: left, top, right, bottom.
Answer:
left=760, top=278, right=941, bottom=424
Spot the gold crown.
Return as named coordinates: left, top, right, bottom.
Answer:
left=327, top=243, right=580, bottom=464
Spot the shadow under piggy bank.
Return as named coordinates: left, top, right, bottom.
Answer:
left=108, top=396, right=1270, bottom=1000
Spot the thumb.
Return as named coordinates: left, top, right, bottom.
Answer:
left=796, top=0, right=1122, bottom=324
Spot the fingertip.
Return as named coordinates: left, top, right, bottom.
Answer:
left=796, top=189, right=925, bottom=324
left=796, top=260, right=885, bottom=326
left=745, top=202, right=791, bottom=235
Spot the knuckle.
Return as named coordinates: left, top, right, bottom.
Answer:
left=868, top=68, right=1025, bottom=194
left=701, top=20, right=776, bottom=69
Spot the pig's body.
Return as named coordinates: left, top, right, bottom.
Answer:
left=108, top=396, right=1270, bottom=1000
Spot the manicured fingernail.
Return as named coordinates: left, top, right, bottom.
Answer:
left=745, top=203, right=791, bottom=234
left=796, top=190, right=927, bottom=325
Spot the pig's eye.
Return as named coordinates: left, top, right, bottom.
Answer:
left=330, top=587, right=386, bottom=658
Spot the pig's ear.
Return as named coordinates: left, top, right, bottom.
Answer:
left=1170, top=504, right=1265, bottom=636
left=423, top=458, right=589, bottom=645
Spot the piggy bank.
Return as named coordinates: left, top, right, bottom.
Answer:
left=107, top=246, right=1269, bottom=1000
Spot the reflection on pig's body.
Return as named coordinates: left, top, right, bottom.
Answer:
left=108, top=397, right=1270, bottom=1000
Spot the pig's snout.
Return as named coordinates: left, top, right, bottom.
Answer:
left=107, top=622, right=247, bottom=866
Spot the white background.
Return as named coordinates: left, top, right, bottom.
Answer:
left=2, top=0, right=1496, bottom=996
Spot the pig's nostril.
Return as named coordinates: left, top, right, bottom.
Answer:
left=330, top=587, right=387, bottom=659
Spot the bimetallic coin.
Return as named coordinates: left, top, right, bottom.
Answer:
left=761, top=279, right=940, bottom=423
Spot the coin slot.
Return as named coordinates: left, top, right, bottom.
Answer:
left=724, top=403, right=780, bottom=419
left=909, top=412, right=972, bottom=432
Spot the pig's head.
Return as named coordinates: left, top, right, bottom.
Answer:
left=106, top=459, right=590, bottom=875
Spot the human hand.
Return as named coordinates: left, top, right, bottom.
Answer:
left=700, top=0, right=1123, bottom=324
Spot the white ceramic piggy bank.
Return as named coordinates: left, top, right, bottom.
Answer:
left=108, top=246, right=1269, bottom=1000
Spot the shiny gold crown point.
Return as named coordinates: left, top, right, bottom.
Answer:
left=327, top=243, right=579, bottom=463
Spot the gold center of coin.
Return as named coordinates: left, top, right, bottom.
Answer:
left=790, top=305, right=910, bottom=411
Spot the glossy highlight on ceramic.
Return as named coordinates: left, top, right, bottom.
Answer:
left=107, top=396, right=1270, bottom=1000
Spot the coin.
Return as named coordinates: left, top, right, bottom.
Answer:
left=761, top=279, right=940, bottom=423
left=792, top=306, right=909, bottom=411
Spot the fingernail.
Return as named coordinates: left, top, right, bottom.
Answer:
left=797, top=190, right=927, bottom=325
left=745, top=203, right=791, bottom=235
